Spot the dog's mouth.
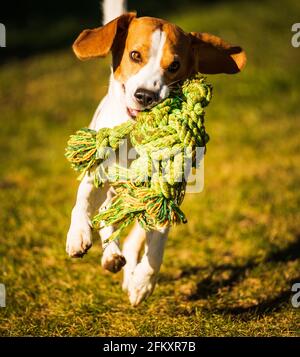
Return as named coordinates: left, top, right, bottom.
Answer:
left=127, top=107, right=142, bottom=118
left=122, top=84, right=142, bottom=118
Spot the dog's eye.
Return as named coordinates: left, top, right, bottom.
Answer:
left=130, top=51, right=142, bottom=63
left=168, top=61, right=180, bottom=73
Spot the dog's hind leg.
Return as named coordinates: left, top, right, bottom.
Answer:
left=122, top=221, right=146, bottom=292
left=127, top=227, right=169, bottom=306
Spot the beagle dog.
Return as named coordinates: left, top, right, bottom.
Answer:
left=66, top=0, right=246, bottom=306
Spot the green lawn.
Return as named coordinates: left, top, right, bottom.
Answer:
left=1, top=0, right=300, bottom=336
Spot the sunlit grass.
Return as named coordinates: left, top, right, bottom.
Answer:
left=0, top=0, right=300, bottom=336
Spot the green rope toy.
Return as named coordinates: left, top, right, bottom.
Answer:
left=65, top=74, right=212, bottom=243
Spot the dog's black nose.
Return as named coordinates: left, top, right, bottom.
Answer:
left=134, top=88, right=158, bottom=107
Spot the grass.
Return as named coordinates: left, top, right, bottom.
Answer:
left=1, top=0, right=300, bottom=336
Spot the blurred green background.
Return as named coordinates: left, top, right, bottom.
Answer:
left=0, top=0, right=300, bottom=336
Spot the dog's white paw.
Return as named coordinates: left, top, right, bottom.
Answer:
left=66, top=214, right=92, bottom=258
left=127, top=264, right=157, bottom=306
left=101, top=242, right=126, bottom=273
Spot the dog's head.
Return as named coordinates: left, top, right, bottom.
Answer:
left=73, top=13, right=246, bottom=117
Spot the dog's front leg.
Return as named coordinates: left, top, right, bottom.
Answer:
left=128, top=227, right=169, bottom=306
left=99, top=187, right=126, bottom=273
left=66, top=174, right=104, bottom=257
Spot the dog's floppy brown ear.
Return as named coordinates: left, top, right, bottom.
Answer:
left=189, top=32, right=246, bottom=74
left=73, top=12, right=136, bottom=60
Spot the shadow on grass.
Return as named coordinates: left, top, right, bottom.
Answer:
left=168, top=234, right=300, bottom=316
left=212, top=280, right=299, bottom=318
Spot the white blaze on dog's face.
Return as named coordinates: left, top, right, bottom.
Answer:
left=123, top=29, right=168, bottom=116
left=72, top=13, right=246, bottom=117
